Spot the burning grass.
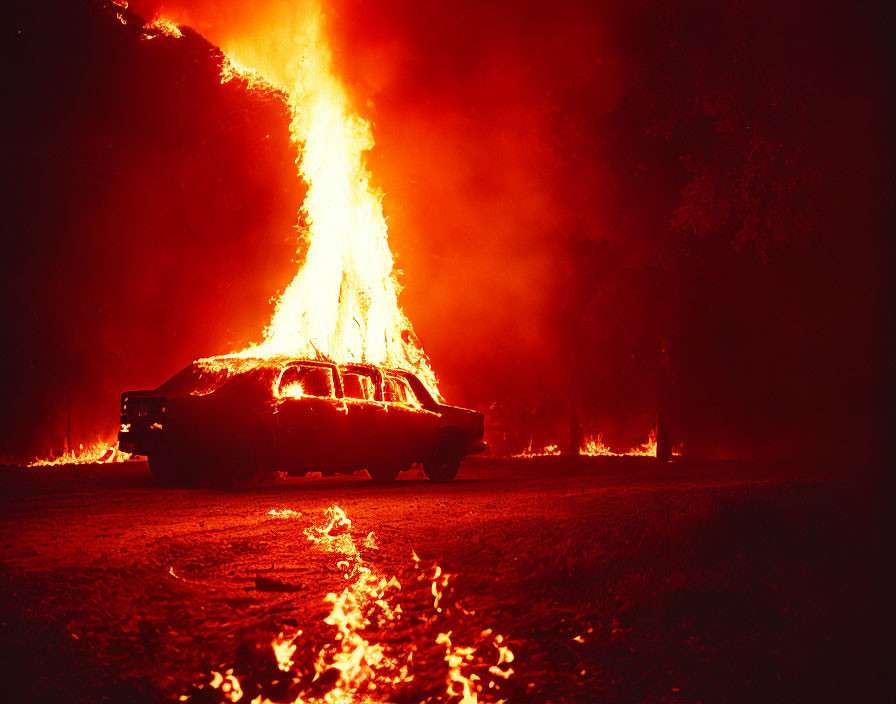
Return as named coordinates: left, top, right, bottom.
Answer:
left=514, top=429, right=663, bottom=458
left=26, top=441, right=131, bottom=467
left=514, top=428, right=684, bottom=459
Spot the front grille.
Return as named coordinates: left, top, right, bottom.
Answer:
left=121, top=395, right=166, bottom=426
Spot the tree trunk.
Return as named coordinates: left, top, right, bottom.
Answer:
left=568, top=354, right=583, bottom=455
left=65, top=398, right=72, bottom=454
left=656, top=342, right=672, bottom=462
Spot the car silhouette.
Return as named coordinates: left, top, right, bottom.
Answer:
left=118, top=357, right=486, bottom=488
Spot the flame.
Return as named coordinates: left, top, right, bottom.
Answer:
left=219, top=54, right=275, bottom=94
left=304, top=505, right=405, bottom=699
left=278, top=381, right=305, bottom=399
left=184, top=505, right=514, bottom=703
left=28, top=441, right=131, bottom=467
left=514, top=428, right=677, bottom=458
left=209, top=669, right=243, bottom=702
left=436, top=631, right=479, bottom=704
left=488, top=634, right=515, bottom=680
left=431, top=565, right=451, bottom=613
left=435, top=630, right=514, bottom=703
left=273, top=630, right=300, bottom=672
left=611, top=428, right=657, bottom=457
left=196, top=1, right=439, bottom=397
left=580, top=433, right=617, bottom=457
left=580, top=430, right=658, bottom=457
left=111, top=0, right=128, bottom=25
left=268, top=508, right=301, bottom=519
left=513, top=443, right=562, bottom=458
left=142, top=16, right=183, bottom=39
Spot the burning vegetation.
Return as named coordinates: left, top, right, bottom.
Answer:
left=516, top=430, right=659, bottom=459
left=27, top=440, right=131, bottom=467
left=142, top=15, right=183, bottom=39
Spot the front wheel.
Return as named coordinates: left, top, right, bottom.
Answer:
left=210, top=426, right=272, bottom=490
left=221, top=441, right=269, bottom=490
left=148, top=451, right=195, bottom=487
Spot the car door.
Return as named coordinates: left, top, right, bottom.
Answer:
left=274, top=363, right=348, bottom=471
left=380, top=373, right=440, bottom=463
left=338, top=367, right=390, bottom=467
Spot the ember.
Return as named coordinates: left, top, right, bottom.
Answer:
left=269, top=509, right=302, bottom=519
left=185, top=505, right=514, bottom=703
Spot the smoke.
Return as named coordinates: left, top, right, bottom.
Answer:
left=131, top=0, right=617, bottom=387
left=1, top=0, right=888, bottom=460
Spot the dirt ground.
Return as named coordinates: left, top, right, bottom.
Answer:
left=0, top=456, right=887, bottom=703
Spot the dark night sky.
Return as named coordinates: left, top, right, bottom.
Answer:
left=1, top=0, right=891, bottom=461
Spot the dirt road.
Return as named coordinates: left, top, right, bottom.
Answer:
left=0, top=457, right=886, bottom=703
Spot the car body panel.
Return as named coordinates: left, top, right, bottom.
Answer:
left=119, top=357, right=486, bottom=479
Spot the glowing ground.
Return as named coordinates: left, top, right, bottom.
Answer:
left=0, top=457, right=886, bottom=703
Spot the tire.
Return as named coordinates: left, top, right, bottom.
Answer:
left=221, top=440, right=269, bottom=490
left=148, top=451, right=195, bottom=487
left=423, top=431, right=463, bottom=482
left=367, top=463, right=403, bottom=483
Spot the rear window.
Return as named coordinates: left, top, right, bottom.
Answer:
left=383, top=375, right=423, bottom=408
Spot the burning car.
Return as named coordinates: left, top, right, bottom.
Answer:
left=118, top=357, right=486, bottom=488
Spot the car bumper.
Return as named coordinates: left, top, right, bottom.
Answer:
left=465, top=439, right=487, bottom=455
left=118, top=425, right=165, bottom=455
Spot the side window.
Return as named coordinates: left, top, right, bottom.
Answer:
left=400, top=378, right=423, bottom=408
left=342, top=372, right=376, bottom=400
left=383, top=375, right=422, bottom=408
left=383, top=377, right=403, bottom=403
left=277, top=365, right=335, bottom=399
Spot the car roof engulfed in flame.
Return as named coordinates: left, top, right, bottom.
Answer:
left=158, top=355, right=438, bottom=405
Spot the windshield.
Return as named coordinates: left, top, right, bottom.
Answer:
left=155, top=364, right=236, bottom=397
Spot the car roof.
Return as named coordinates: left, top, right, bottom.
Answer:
left=197, top=356, right=419, bottom=382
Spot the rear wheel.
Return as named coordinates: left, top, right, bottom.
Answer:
left=423, top=455, right=460, bottom=482
left=423, top=431, right=463, bottom=482
left=366, top=463, right=404, bottom=483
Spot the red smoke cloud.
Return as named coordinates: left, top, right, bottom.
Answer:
left=2, top=0, right=888, bottom=460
